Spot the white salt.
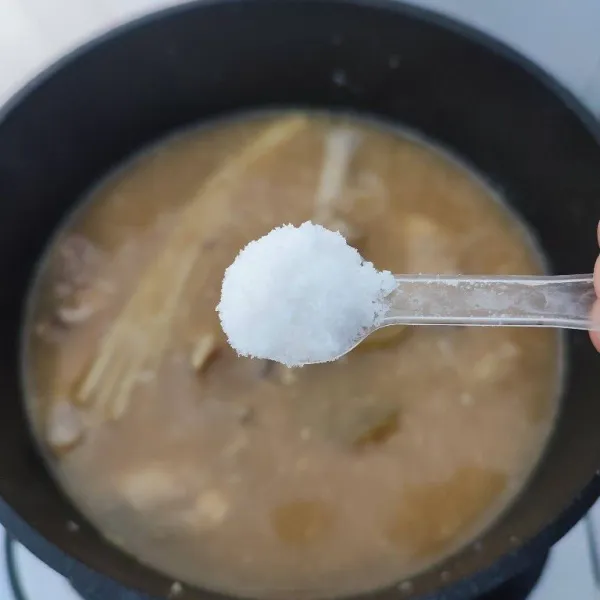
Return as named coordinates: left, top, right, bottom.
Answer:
left=216, top=221, right=397, bottom=367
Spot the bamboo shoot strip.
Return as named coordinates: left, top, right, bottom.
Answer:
left=77, top=116, right=308, bottom=420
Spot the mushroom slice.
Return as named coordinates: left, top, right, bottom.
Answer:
left=191, top=334, right=220, bottom=374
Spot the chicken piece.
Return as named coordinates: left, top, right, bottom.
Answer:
left=57, top=235, right=106, bottom=288
left=116, top=466, right=184, bottom=512
left=45, top=399, right=85, bottom=455
left=54, top=234, right=113, bottom=328
left=472, top=341, right=520, bottom=382
left=57, top=303, right=97, bottom=325
left=56, top=282, right=113, bottom=325
left=181, top=490, right=231, bottom=531
left=404, top=214, right=458, bottom=274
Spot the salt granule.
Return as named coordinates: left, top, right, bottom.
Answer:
left=217, top=222, right=397, bottom=367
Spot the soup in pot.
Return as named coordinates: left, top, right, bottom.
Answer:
left=24, top=112, right=560, bottom=598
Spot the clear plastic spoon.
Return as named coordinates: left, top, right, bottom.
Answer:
left=385, top=273, right=597, bottom=328
left=321, top=273, right=599, bottom=363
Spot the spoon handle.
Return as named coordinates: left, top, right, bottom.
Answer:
left=385, top=274, right=599, bottom=331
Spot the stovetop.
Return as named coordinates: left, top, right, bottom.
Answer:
left=2, top=510, right=600, bottom=600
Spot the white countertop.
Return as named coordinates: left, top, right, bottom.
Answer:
left=1, top=1, right=600, bottom=599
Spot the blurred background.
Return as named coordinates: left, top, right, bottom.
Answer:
left=0, top=0, right=599, bottom=598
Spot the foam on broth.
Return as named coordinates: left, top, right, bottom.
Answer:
left=23, top=112, right=561, bottom=598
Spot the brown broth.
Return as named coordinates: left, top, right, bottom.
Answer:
left=23, top=112, right=560, bottom=598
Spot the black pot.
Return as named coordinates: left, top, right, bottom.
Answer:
left=1, top=1, right=600, bottom=599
